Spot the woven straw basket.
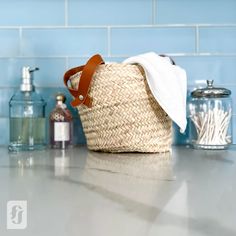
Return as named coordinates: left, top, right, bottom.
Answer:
left=64, top=54, right=172, bottom=153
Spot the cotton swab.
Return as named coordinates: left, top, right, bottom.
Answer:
left=190, top=108, right=231, bottom=146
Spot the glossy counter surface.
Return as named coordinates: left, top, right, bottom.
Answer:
left=0, top=146, right=236, bottom=236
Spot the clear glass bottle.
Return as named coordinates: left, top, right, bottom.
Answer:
left=50, top=93, right=73, bottom=149
left=189, top=80, right=232, bottom=150
left=9, top=67, right=46, bottom=152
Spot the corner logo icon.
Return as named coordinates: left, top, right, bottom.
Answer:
left=7, top=201, right=27, bottom=229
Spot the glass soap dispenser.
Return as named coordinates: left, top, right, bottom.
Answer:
left=189, top=80, right=232, bottom=150
left=9, top=67, right=46, bottom=152
left=49, top=93, right=73, bottom=149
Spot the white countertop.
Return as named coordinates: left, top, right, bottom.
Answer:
left=0, top=145, right=236, bottom=236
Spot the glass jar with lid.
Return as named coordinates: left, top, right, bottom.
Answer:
left=189, top=80, right=232, bottom=150
left=49, top=93, right=73, bottom=149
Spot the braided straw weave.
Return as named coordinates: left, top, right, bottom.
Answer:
left=70, top=63, right=172, bottom=153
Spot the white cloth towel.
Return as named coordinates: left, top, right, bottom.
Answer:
left=123, top=52, right=187, bottom=133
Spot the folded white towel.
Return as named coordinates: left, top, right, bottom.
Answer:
left=123, top=52, right=187, bottom=133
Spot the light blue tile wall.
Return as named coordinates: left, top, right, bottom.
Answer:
left=173, top=56, right=236, bottom=84
left=0, top=58, right=67, bottom=87
left=111, top=27, right=196, bottom=55
left=157, top=0, right=236, bottom=24
left=0, top=0, right=235, bottom=146
left=199, top=27, right=236, bottom=53
left=0, top=0, right=65, bottom=26
left=0, top=29, right=20, bottom=56
left=68, top=0, right=153, bottom=25
left=21, top=28, right=108, bottom=56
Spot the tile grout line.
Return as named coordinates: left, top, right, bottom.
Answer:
left=0, top=25, right=196, bottom=29
left=65, top=0, right=68, bottom=26
left=65, top=56, right=69, bottom=70
left=152, top=0, right=157, bottom=24
left=195, top=25, right=199, bottom=53
left=107, top=26, right=111, bottom=57
left=1, top=24, right=236, bottom=29
left=19, top=27, right=23, bottom=56
left=0, top=23, right=236, bottom=30
left=2, top=53, right=236, bottom=59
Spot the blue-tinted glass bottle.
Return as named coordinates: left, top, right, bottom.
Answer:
left=9, top=67, right=46, bottom=152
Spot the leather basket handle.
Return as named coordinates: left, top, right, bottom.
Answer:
left=64, top=54, right=104, bottom=107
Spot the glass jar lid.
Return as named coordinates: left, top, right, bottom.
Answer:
left=191, top=80, right=231, bottom=98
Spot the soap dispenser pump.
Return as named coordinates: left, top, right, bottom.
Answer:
left=9, top=67, right=46, bottom=152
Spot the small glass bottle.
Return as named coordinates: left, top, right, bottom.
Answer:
left=9, top=67, right=46, bottom=152
left=189, top=80, right=232, bottom=150
left=50, top=93, right=73, bottom=149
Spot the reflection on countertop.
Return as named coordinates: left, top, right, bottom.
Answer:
left=0, top=145, right=236, bottom=236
